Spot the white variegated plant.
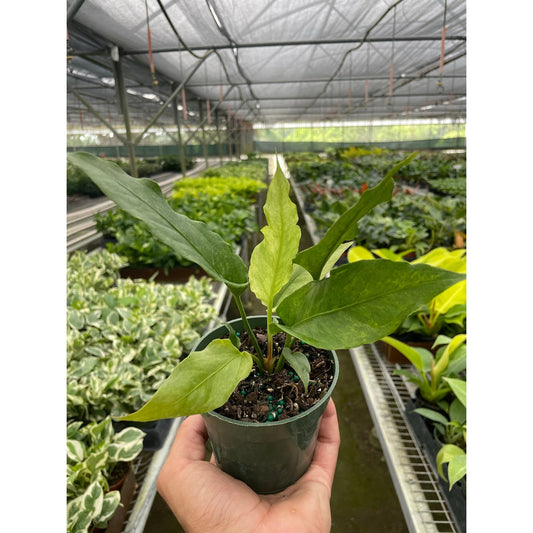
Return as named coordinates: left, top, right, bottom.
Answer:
left=67, top=252, right=218, bottom=421
left=67, top=152, right=465, bottom=422
left=66, top=417, right=145, bottom=533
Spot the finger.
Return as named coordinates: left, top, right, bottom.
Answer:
left=168, top=414, right=209, bottom=463
left=307, top=399, right=340, bottom=487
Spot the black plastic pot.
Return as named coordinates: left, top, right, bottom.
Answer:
left=193, top=316, right=339, bottom=494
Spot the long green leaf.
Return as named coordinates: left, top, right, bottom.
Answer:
left=414, top=407, right=449, bottom=426
left=443, top=377, right=466, bottom=407
left=381, top=336, right=429, bottom=372
left=276, top=260, right=465, bottom=349
left=282, top=348, right=310, bottom=393
left=433, top=334, right=466, bottom=378
left=67, top=152, right=248, bottom=295
left=249, top=161, right=301, bottom=310
left=436, top=444, right=466, bottom=489
left=294, top=153, right=417, bottom=280
left=118, top=339, right=253, bottom=420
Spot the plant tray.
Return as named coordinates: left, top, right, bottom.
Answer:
left=404, top=399, right=466, bottom=533
left=112, top=418, right=174, bottom=452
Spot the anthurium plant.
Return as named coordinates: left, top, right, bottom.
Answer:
left=67, top=152, right=465, bottom=422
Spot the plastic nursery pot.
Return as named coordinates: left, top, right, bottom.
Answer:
left=195, top=316, right=339, bottom=494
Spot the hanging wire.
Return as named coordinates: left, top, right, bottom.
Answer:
left=437, top=0, right=448, bottom=89
left=295, top=0, right=407, bottom=121
left=388, top=5, right=397, bottom=105
left=144, top=0, right=158, bottom=86
left=365, top=43, right=370, bottom=110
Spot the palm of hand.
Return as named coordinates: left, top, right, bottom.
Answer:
left=157, top=399, right=340, bottom=533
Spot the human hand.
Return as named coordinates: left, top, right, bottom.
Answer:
left=157, top=398, right=340, bottom=533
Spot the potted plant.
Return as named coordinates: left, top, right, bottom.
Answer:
left=67, top=151, right=465, bottom=493
left=66, top=417, right=145, bottom=533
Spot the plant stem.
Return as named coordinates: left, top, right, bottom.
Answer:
left=233, top=293, right=264, bottom=370
left=265, top=306, right=274, bottom=372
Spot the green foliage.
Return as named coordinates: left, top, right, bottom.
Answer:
left=289, top=149, right=466, bottom=255
left=200, top=158, right=268, bottom=181
left=95, top=160, right=265, bottom=272
left=66, top=417, right=145, bottom=533
left=67, top=161, right=105, bottom=197
left=158, top=154, right=196, bottom=172
left=382, top=334, right=466, bottom=404
left=67, top=155, right=196, bottom=198
left=437, top=444, right=466, bottom=490
left=349, top=246, right=466, bottom=338
left=67, top=152, right=465, bottom=422
left=67, top=250, right=218, bottom=422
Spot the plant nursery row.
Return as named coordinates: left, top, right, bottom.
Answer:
left=66, top=150, right=466, bottom=533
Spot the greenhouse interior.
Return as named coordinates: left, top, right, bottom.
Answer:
left=8, top=0, right=529, bottom=531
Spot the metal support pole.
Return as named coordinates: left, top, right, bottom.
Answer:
left=182, top=86, right=234, bottom=147
left=171, top=82, right=187, bottom=177
left=71, top=90, right=127, bottom=145
left=111, top=48, right=137, bottom=177
left=226, top=115, right=233, bottom=160
left=215, top=110, right=223, bottom=164
left=198, top=101, right=209, bottom=169
left=67, top=0, right=87, bottom=22
left=133, top=51, right=213, bottom=146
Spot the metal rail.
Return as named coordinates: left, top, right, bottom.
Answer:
left=350, top=344, right=460, bottom=533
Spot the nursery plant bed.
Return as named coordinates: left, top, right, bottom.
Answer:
left=404, top=399, right=466, bottom=533
left=118, top=265, right=209, bottom=284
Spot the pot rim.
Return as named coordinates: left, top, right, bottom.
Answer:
left=199, top=315, right=340, bottom=428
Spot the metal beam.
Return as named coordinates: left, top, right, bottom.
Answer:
left=67, top=0, right=88, bottom=23
left=133, top=51, right=213, bottom=146
left=171, top=82, right=188, bottom=177
left=179, top=74, right=465, bottom=88
left=215, top=110, right=223, bottom=164
left=183, top=86, right=235, bottom=146
left=112, top=49, right=137, bottom=178
left=198, top=100, right=209, bottom=168
left=72, top=89, right=127, bottom=144
left=123, top=36, right=466, bottom=56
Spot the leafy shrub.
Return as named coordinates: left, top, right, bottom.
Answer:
left=158, top=154, right=196, bottom=172
left=66, top=417, right=145, bottom=533
left=67, top=162, right=104, bottom=197
left=67, top=250, right=219, bottom=422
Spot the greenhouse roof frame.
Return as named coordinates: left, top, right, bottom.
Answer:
left=67, top=0, right=466, bottom=132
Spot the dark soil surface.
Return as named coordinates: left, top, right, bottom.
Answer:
left=107, top=461, right=129, bottom=489
left=214, top=328, right=335, bottom=423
